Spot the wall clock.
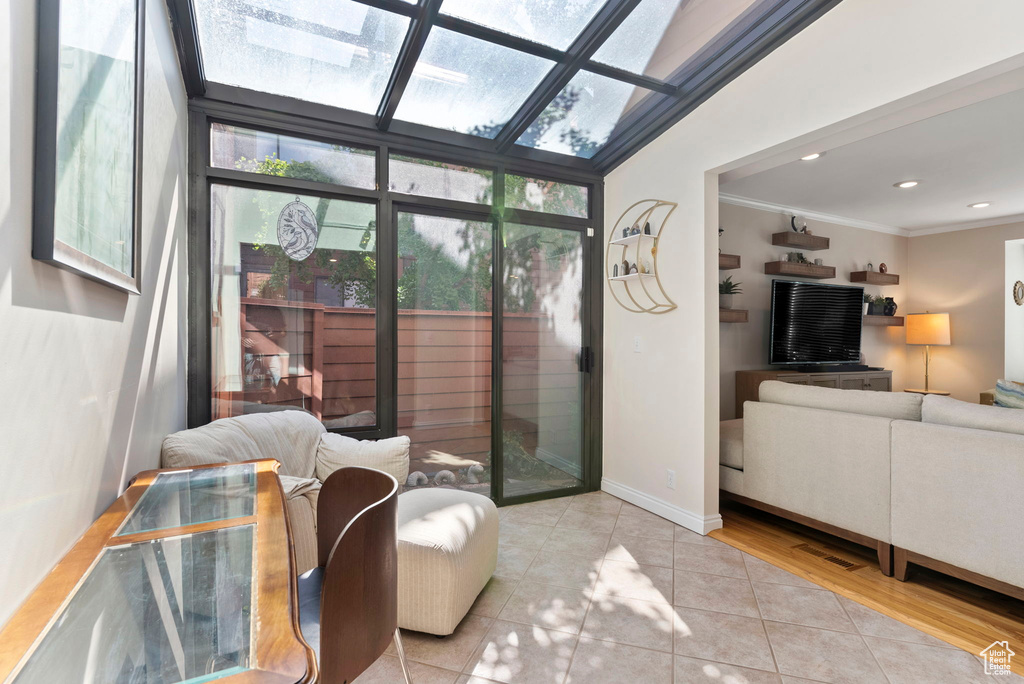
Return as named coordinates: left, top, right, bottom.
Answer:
left=278, top=197, right=319, bottom=261
left=1014, top=280, right=1024, bottom=306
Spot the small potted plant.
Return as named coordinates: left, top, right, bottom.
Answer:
left=863, top=293, right=872, bottom=316
left=867, top=295, right=887, bottom=316
left=720, top=276, right=742, bottom=309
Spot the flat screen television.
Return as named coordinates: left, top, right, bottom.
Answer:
left=769, top=280, right=864, bottom=366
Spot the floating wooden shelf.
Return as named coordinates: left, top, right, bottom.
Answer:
left=610, top=232, right=655, bottom=246
left=772, top=232, right=830, bottom=250
left=764, top=261, right=836, bottom=279
left=851, top=271, right=900, bottom=285
left=863, top=315, right=904, bottom=327
left=720, top=308, right=748, bottom=323
left=719, top=253, right=741, bottom=270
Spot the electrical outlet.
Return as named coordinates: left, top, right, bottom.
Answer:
left=666, top=469, right=676, bottom=489
left=633, top=335, right=641, bottom=353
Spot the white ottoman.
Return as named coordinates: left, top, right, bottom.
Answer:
left=396, top=488, right=499, bottom=635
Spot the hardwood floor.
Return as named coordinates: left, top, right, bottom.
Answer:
left=710, top=500, right=1024, bottom=673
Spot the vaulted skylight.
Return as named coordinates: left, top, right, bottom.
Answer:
left=177, top=0, right=835, bottom=171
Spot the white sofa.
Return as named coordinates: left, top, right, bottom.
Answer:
left=723, top=381, right=1024, bottom=598
left=161, top=410, right=500, bottom=634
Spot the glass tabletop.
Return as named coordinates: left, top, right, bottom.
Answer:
left=12, top=525, right=256, bottom=684
left=116, top=463, right=257, bottom=537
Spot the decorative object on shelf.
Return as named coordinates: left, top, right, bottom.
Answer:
left=622, top=226, right=630, bottom=239
left=863, top=293, right=872, bottom=316
left=719, top=276, right=742, bottom=309
left=867, top=295, right=887, bottom=316
left=879, top=263, right=888, bottom=274
left=805, top=228, right=813, bottom=235
left=883, top=297, right=898, bottom=316
left=796, top=252, right=808, bottom=264
left=612, top=263, right=619, bottom=277
left=866, top=262, right=874, bottom=272
left=1013, top=280, right=1024, bottom=306
left=790, top=215, right=806, bottom=232
left=607, top=199, right=677, bottom=314
left=906, top=312, right=952, bottom=391
left=814, top=258, right=823, bottom=266
left=32, top=0, right=146, bottom=293
left=278, top=197, right=320, bottom=261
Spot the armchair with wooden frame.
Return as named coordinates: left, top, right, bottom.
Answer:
left=297, top=466, right=412, bottom=684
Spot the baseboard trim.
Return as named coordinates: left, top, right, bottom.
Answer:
left=602, top=478, right=723, bottom=535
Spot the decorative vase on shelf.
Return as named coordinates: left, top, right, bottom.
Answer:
left=863, top=302, right=870, bottom=316
left=883, top=297, right=898, bottom=316
left=720, top=294, right=734, bottom=309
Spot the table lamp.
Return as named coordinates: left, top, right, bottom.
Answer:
left=906, top=313, right=951, bottom=391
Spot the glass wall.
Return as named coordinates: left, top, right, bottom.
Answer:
left=200, top=119, right=597, bottom=502
left=396, top=212, right=494, bottom=493
left=502, top=224, right=585, bottom=497
left=209, top=184, right=377, bottom=428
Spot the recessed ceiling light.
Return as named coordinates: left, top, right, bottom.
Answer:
left=968, top=202, right=992, bottom=209
left=894, top=180, right=919, bottom=189
left=800, top=153, right=822, bottom=161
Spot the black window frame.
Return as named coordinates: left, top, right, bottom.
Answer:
left=188, top=101, right=605, bottom=503
left=167, top=0, right=842, bottom=174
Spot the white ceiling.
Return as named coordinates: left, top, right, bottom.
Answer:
left=719, top=87, right=1024, bottom=233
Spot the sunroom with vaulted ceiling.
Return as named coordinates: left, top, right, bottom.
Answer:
left=170, top=0, right=837, bottom=506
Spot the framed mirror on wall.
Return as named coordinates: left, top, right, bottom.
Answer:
left=32, top=0, right=146, bottom=293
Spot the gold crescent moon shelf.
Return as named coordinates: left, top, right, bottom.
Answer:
left=606, top=199, right=678, bottom=314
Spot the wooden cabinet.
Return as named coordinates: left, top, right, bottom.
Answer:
left=735, top=369, right=893, bottom=418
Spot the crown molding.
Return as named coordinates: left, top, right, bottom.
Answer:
left=719, top=194, right=909, bottom=236
left=906, top=213, right=1024, bottom=237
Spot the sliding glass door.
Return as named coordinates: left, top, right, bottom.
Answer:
left=501, top=223, right=585, bottom=498
left=395, top=210, right=494, bottom=496
left=195, top=116, right=600, bottom=505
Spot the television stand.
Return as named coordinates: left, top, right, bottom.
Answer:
left=735, top=368, right=893, bottom=418
left=792, top=364, right=874, bottom=373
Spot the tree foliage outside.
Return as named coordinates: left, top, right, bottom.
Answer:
left=236, top=125, right=586, bottom=314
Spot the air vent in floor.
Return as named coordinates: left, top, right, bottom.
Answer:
left=792, top=543, right=865, bottom=571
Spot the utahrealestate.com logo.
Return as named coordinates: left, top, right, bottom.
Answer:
left=981, top=641, right=1015, bottom=676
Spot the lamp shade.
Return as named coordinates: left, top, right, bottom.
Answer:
left=906, top=312, right=951, bottom=346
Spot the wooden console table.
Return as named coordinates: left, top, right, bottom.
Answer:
left=0, top=460, right=315, bottom=684
left=735, top=369, right=893, bottom=418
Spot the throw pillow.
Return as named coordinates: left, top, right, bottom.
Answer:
left=316, top=432, right=411, bottom=486
left=994, top=379, right=1024, bottom=409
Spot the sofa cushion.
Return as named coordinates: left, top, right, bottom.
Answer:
left=161, top=410, right=324, bottom=478
left=922, top=394, right=1024, bottom=436
left=720, top=419, right=743, bottom=470
left=994, top=379, right=1024, bottom=408
left=316, top=433, right=411, bottom=485
left=758, top=380, right=922, bottom=421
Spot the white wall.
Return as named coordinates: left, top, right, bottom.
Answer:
left=905, top=221, right=1024, bottom=400
left=718, top=202, right=909, bottom=420
left=0, top=0, right=187, bottom=625
left=602, top=0, right=1024, bottom=531
left=1007, top=239, right=1024, bottom=382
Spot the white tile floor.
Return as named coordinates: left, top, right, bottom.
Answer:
left=355, top=491, right=1022, bottom=684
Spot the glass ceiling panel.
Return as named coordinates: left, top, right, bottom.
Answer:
left=515, top=70, right=650, bottom=159
left=393, top=28, right=555, bottom=138
left=194, top=0, right=410, bottom=113
left=439, top=0, right=607, bottom=50
left=591, top=0, right=761, bottom=81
